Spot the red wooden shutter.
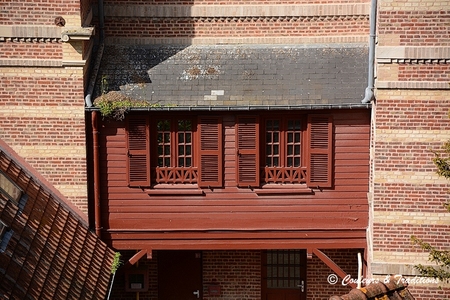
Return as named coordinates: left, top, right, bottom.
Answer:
left=236, top=116, right=260, bottom=187
left=126, top=116, right=150, bottom=187
left=307, top=115, right=333, bottom=188
left=197, top=116, right=223, bottom=187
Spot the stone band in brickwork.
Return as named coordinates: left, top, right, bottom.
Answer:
left=104, top=4, right=370, bottom=18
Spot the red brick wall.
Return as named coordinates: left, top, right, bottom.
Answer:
left=0, top=73, right=88, bottom=212
left=109, top=249, right=359, bottom=300
left=0, top=1, right=81, bottom=25
left=373, top=97, right=450, bottom=254
left=203, top=250, right=261, bottom=300
left=307, top=249, right=360, bottom=299
left=398, top=64, right=450, bottom=82
left=104, top=17, right=369, bottom=39
left=378, top=10, right=450, bottom=46
left=0, top=42, right=62, bottom=59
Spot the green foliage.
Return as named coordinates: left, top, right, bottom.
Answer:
left=411, top=236, right=450, bottom=281
left=111, top=252, right=122, bottom=274
left=411, top=138, right=450, bottom=281
left=93, top=91, right=161, bottom=121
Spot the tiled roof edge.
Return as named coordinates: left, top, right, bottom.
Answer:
left=329, top=276, right=414, bottom=300
left=0, top=138, right=88, bottom=224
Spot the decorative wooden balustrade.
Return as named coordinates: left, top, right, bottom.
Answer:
left=263, top=166, right=307, bottom=184
left=154, top=166, right=198, bottom=184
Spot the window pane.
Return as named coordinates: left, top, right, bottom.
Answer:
left=186, top=157, right=192, bottom=167
left=273, top=157, right=279, bottom=166
left=273, top=120, right=279, bottom=130
left=164, top=133, right=170, bottom=142
left=179, top=133, right=184, bottom=143
left=287, top=145, right=293, bottom=155
left=178, top=119, right=191, bottom=131
left=164, top=145, right=170, bottom=155
left=266, top=250, right=303, bottom=289
left=186, top=145, right=191, bottom=155
left=287, top=132, right=293, bottom=143
left=287, top=157, right=293, bottom=166
left=273, top=132, right=279, bottom=143
left=273, top=145, right=279, bottom=155
left=186, top=133, right=192, bottom=143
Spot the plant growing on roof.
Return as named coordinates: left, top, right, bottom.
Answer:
left=111, top=252, right=122, bottom=274
left=93, top=91, right=161, bottom=121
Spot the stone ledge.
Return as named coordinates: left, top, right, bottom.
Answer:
left=105, top=35, right=369, bottom=46
left=0, top=59, right=62, bottom=67
left=376, top=81, right=450, bottom=90
left=61, top=27, right=95, bottom=42
left=377, top=46, right=450, bottom=62
left=105, top=3, right=369, bottom=18
left=0, top=25, right=60, bottom=39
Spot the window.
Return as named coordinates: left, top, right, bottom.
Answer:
left=265, top=250, right=306, bottom=289
left=0, top=220, right=12, bottom=253
left=264, top=117, right=306, bottom=184
left=127, top=115, right=223, bottom=188
left=0, top=171, right=22, bottom=204
left=154, top=118, right=196, bottom=184
left=236, top=114, right=333, bottom=188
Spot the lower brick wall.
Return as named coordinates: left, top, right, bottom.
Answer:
left=203, top=250, right=261, bottom=300
left=109, top=249, right=360, bottom=300
left=307, top=249, right=360, bottom=299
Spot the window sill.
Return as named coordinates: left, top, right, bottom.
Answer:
left=143, top=184, right=204, bottom=195
left=254, top=184, right=313, bottom=195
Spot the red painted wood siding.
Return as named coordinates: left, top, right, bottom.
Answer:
left=97, top=109, right=370, bottom=250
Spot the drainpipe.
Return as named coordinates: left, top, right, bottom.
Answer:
left=92, top=110, right=102, bottom=238
left=361, top=0, right=377, bottom=104
left=87, top=0, right=106, bottom=237
left=85, top=0, right=105, bottom=107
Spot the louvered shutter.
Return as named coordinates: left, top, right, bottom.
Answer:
left=307, top=115, right=333, bottom=188
left=236, top=116, right=260, bottom=187
left=197, top=116, right=223, bottom=187
left=126, top=116, right=150, bottom=187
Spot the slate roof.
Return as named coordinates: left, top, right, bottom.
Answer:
left=94, top=44, right=369, bottom=108
left=0, top=139, right=116, bottom=299
left=329, top=276, right=415, bottom=300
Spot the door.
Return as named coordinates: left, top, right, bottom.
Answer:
left=158, top=250, right=203, bottom=300
left=262, top=250, right=307, bottom=300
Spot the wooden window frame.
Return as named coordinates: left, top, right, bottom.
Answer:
left=237, top=113, right=333, bottom=190
left=152, top=117, right=198, bottom=185
left=127, top=114, right=223, bottom=190
left=261, top=115, right=307, bottom=185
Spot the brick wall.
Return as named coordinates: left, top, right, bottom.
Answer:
left=102, top=0, right=370, bottom=45
left=307, top=249, right=360, bottom=299
left=0, top=1, right=94, bottom=214
left=0, top=1, right=81, bottom=25
left=109, top=250, right=359, bottom=300
left=372, top=0, right=450, bottom=297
